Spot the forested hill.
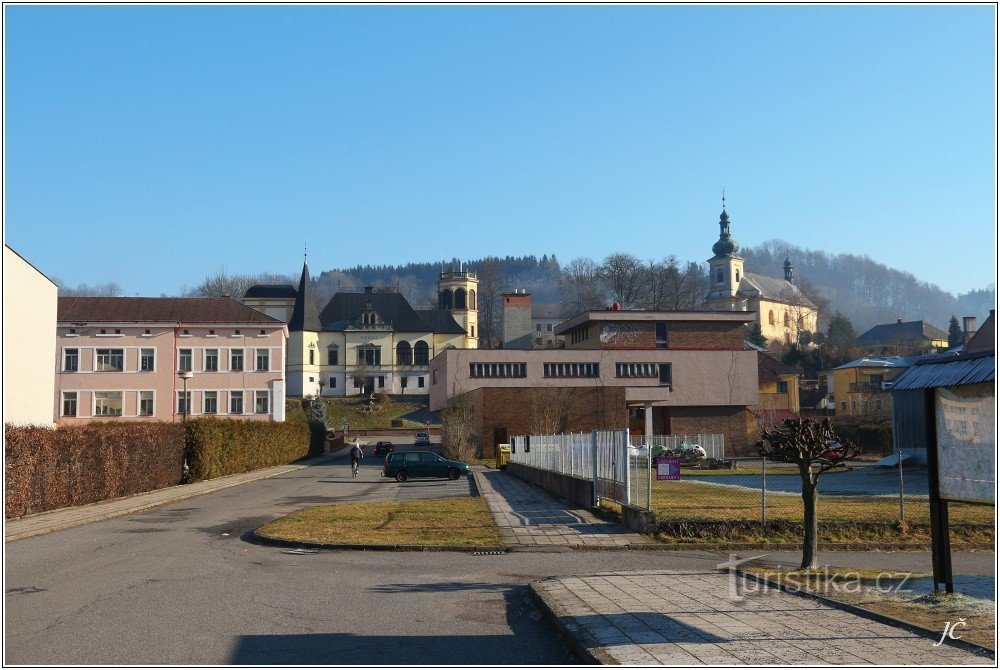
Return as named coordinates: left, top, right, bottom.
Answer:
left=741, top=240, right=995, bottom=332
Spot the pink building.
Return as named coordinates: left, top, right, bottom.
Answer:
left=54, top=297, right=287, bottom=423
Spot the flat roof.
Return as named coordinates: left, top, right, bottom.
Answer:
left=554, top=310, right=755, bottom=335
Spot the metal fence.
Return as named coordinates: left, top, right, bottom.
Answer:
left=509, top=432, right=593, bottom=479
left=645, top=434, right=726, bottom=460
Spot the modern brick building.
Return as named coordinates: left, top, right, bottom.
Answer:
left=55, top=297, right=287, bottom=423
left=430, top=309, right=759, bottom=457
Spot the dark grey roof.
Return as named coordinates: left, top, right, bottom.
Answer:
left=319, top=292, right=451, bottom=333
left=890, top=350, right=995, bottom=390
left=288, top=262, right=322, bottom=332
left=415, top=309, right=467, bottom=335
left=244, top=284, right=297, bottom=299
left=856, top=320, right=948, bottom=347
left=738, top=272, right=816, bottom=308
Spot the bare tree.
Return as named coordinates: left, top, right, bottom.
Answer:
left=527, top=387, right=577, bottom=435
left=599, top=253, right=647, bottom=308
left=560, top=257, right=607, bottom=311
left=475, top=257, right=508, bottom=348
left=441, top=394, right=479, bottom=461
left=56, top=280, right=125, bottom=297
left=186, top=268, right=296, bottom=299
left=642, top=256, right=707, bottom=311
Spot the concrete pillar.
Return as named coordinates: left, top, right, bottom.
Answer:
left=644, top=402, right=653, bottom=444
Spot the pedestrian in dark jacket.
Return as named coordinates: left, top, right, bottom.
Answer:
left=350, top=443, right=364, bottom=478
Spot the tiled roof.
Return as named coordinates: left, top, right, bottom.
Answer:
left=964, top=311, right=995, bottom=353
left=319, top=292, right=465, bottom=334
left=856, top=320, right=948, bottom=346
left=58, top=297, right=283, bottom=324
left=244, top=284, right=297, bottom=299
left=757, top=351, right=798, bottom=384
left=738, top=272, right=816, bottom=308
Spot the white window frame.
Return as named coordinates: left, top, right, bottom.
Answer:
left=255, top=390, right=269, bottom=414
left=229, top=391, right=245, bottom=415
left=177, top=390, right=192, bottom=415
left=95, top=348, right=125, bottom=372
left=63, top=348, right=80, bottom=372
left=178, top=348, right=193, bottom=372
left=230, top=348, right=244, bottom=372
left=140, top=348, right=156, bottom=372
left=203, top=390, right=218, bottom=414
left=255, top=348, right=270, bottom=372
left=138, top=390, right=155, bottom=416
left=61, top=391, right=78, bottom=417
left=204, top=348, right=219, bottom=372
left=93, top=390, right=124, bottom=417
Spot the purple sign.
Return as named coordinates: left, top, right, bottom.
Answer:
left=656, top=457, right=681, bottom=481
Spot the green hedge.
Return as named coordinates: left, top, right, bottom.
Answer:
left=185, top=418, right=313, bottom=481
left=5, top=422, right=185, bottom=518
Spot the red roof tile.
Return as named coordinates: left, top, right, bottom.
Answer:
left=57, top=297, right=282, bottom=325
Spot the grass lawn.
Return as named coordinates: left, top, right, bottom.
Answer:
left=649, top=479, right=994, bottom=546
left=745, top=568, right=995, bottom=650
left=256, top=497, right=502, bottom=548
left=285, top=397, right=439, bottom=430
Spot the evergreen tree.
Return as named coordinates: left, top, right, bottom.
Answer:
left=745, top=323, right=768, bottom=348
left=826, top=311, right=857, bottom=349
left=947, top=315, right=964, bottom=348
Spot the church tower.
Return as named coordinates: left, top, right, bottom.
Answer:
left=437, top=262, right=479, bottom=349
left=705, top=207, right=747, bottom=311
left=287, top=256, right=322, bottom=397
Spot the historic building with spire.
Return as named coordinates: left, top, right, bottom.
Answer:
left=244, top=259, right=477, bottom=397
left=704, top=204, right=819, bottom=344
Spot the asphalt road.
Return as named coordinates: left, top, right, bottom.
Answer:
left=4, top=447, right=995, bottom=665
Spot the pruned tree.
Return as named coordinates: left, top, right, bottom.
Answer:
left=441, top=394, right=478, bottom=462
left=560, top=257, right=606, bottom=312
left=756, top=418, right=859, bottom=569
left=599, top=252, right=647, bottom=308
left=527, top=387, right=577, bottom=435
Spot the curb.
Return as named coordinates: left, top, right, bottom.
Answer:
left=250, top=529, right=508, bottom=554
left=528, top=581, right=609, bottom=665
left=5, top=447, right=353, bottom=542
left=736, top=570, right=996, bottom=659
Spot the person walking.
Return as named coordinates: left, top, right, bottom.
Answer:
left=350, top=442, right=364, bottom=478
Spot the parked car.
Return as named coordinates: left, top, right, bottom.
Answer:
left=382, top=451, right=469, bottom=482
left=373, top=441, right=395, bottom=456
left=414, top=432, right=431, bottom=446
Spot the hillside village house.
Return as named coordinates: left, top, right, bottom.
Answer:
left=55, top=297, right=287, bottom=423
left=703, top=206, right=818, bottom=343
left=855, top=318, right=950, bottom=355
left=245, top=261, right=477, bottom=397
left=4, top=245, right=58, bottom=426
left=831, top=356, right=913, bottom=418
left=430, top=309, right=759, bottom=458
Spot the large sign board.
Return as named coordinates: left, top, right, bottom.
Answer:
left=935, top=383, right=995, bottom=504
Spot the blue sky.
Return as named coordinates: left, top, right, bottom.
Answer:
left=4, top=5, right=996, bottom=296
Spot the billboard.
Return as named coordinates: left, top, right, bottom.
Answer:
left=935, top=383, right=995, bottom=504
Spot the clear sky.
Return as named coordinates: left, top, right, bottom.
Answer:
left=4, top=5, right=996, bottom=296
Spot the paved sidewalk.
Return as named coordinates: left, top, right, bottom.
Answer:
left=473, top=469, right=651, bottom=549
left=5, top=448, right=348, bottom=542
left=532, top=570, right=992, bottom=665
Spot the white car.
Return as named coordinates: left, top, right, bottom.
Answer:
left=414, top=432, right=431, bottom=446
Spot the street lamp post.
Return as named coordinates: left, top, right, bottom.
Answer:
left=178, top=370, right=194, bottom=422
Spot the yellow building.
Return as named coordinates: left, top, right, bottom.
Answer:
left=251, top=261, right=477, bottom=397
left=704, top=207, right=819, bottom=344
left=756, top=350, right=801, bottom=415
left=832, top=357, right=911, bottom=418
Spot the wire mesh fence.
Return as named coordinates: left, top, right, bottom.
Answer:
left=644, top=434, right=726, bottom=460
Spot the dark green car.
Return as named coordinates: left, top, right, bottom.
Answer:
left=382, top=451, right=470, bottom=482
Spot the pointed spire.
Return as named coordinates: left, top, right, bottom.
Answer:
left=288, top=257, right=322, bottom=332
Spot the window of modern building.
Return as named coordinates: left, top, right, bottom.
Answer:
left=328, top=345, right=339, bottom=365
left=205, top=349, right=219, bottom=372
left=230, top=392, right=244, bottom=415
left=536, top=323, right=542, bottom=332
left=776, top=380, right=789, bottom=394
left=139, top=391, right=154, bottom=416
left=177, top=391, right=191, bottom=415
left=401, top=376, right=408, bottom=389
left=469, top=362, right=527, bottom=378
left=203, top=391, right=218, bottom=414
left=62, top=391, right=77, bottom=417
left=546, top=323, right=553, bottom=332
left=658, top=363, right=672, bottom=386
left=330, top=376, right=337, bottom=388
left=230, top=349, right=244, bottom=371
left=64, top=348, right=79, bottom=372
left=140, top=348, right=155, bottom=371
left=841, top=401, right=847, bottom=410
left=96, top=348, right=124, bottom=372
left=178, top=349, right=193, bottom=372
left=94, top=391, right=123, bottom=416
left=418, top=376, right=425, bottom=388
left=378, top=376, right=385, bottom=388
left=615, top=363, right=659, bottom=378
left=655, top=322, right=668, bottom=350
left=256, top=348, right=270, bottom=371
left=543, top=362, right=599, bottom=378
left=255, top=390, right=269, bottom=414
left=414, top=341, right=429, bottom=365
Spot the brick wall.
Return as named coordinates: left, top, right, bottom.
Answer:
left=668, top=406, right=752, bottom=456
left=667, top=322, right=745, bottom=350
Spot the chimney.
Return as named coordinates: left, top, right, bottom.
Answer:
left=501, top=290, right=533, bottom=349
left=896, top=318, right=903, bottom=324
left=963, top=316, right=977, bottom=344
left=363, top=286, right=374, bottom=294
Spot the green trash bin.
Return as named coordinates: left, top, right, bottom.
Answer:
left=496, top=444, right=511, bottom=470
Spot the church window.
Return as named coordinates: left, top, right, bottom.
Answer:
left=327, top=345, right=339, bottom=365
left=768, top=310, right=775, bottom=326
left=455, top=288, right=467, bottom=309
left=414, top=341, right=430, bottom=365
left=309, top=350, right=315, bottom=365
left=471, top=325, right=476, bottom=338
left=468, top=289, right=476, bottom=309
left=439, top=290, right=453, bottom=310
left=716, top=268, right=724, bottom=283
left=396, top=341, right=413, bottom=366
left=735, top=269, right=740, bottom=282
left=784, top=312, right=790, bottom=327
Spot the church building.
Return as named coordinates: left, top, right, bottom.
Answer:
left=704, top=206, right=819, bottom=344
left=244, top=262, right=478, bottom=397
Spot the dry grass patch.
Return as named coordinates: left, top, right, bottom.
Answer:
left=257, top=497, right=502, bottom=548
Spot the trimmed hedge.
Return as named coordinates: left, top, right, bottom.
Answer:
left=4, top=422, right=185, bottom=518
left=184, top=418, right=313, bottom=481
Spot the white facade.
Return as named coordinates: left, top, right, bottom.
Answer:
left=3, top=246, right=59, bottom=426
